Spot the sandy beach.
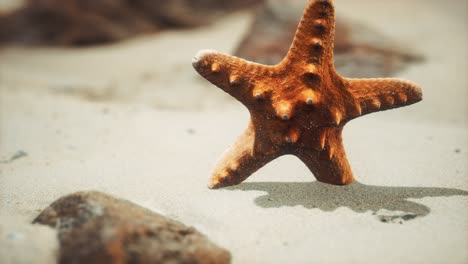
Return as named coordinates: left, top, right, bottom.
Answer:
left=1, top=0, right=467, bottom=263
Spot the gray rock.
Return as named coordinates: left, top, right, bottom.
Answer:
left=0, top=215, right=58, bottom=264
left=33, top=191, right=231, bottom=264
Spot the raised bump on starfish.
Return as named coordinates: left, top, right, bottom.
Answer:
left=193, top=0, right=423, bottom=189
left=210, top=62, right=221, bottom=73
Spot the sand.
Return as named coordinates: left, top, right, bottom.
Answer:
left=1, top=0, right=467, bottom=263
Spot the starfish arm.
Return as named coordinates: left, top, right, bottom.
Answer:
left=345, top=78, right=423, bottom=116
left=192, top=50, right=272, bottom=105
left=283, top=0, right=336, bottom=67
left=296, top=127, right=354, bottom=185
left=208, top=122, right=280, bottom=189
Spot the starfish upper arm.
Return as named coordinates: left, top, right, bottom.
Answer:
left=284, top=0, right=336, bottom=67
left=192, top=50, right=272, bottom=104
left=345, top=78, right=423, bottom=116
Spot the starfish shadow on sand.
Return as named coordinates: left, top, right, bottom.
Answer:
left=226, top=181, right=468, bottom=223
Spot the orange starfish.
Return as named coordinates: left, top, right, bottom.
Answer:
left=192, top=0, right=423, bottom=189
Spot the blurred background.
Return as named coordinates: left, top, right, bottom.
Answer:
left=2, top=0, right=463, bottom=115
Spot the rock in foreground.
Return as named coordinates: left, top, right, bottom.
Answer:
left=33, top=191, right=231, bottom=264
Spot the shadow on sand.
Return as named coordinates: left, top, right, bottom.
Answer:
left=226, top=181, right=468, bottom=223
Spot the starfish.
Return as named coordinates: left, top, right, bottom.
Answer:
left=192, top=0, right=423, bottom=189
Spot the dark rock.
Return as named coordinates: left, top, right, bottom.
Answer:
left=0, top=150, right=28, bottom=164
left=235, top=0, right=424, bottom=78
left=0, top=0, right=263, bottom=46
left=377, top=212, right=418, bottom=224
left=33, top=191, right=231, bottom=264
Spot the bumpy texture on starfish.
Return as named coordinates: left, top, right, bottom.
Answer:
left=192, top=0, right=423, bottom=189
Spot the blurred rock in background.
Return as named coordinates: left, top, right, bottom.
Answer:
left=235, top=0, right=424, bottom=77
left=0, top=0, right=422, bottom=77
left=0, top=0, right=263, bottom=46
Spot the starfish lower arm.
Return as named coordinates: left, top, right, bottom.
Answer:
left=296, top=127, right=354, bottom=185
left=209, top=122, right=280, bottom=189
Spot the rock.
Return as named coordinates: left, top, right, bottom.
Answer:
left=33, top=191, right=231, bottom=264
left=0, top=150, right=28, bottom=164
left=0, top=0, right=263, bottom=46
left=375, top=209, right=419, bottom=224
left=0, top=215, right=58, bottom=264
left=235, top=0, right=424, bottom=78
